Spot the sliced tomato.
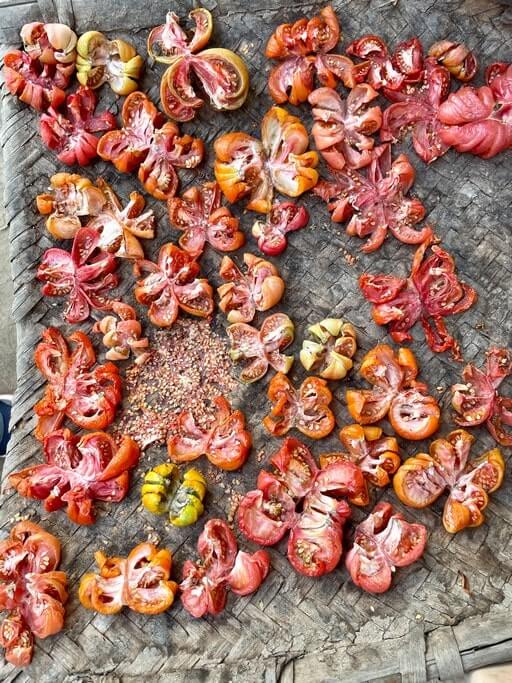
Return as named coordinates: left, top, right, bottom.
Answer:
left=3, top=49, right=72, bottom=111
left=389, top=388, right=441, bottom=440
left=345, top=501, right=427, bottom=593
left=428, top=40, right=477, bottom=82
left=251, top=202, right=309, bottom=255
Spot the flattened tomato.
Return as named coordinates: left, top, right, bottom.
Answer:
left=315, top=143, right=430, bottom=252
left=97, top=91, right=204, bottom=200
left=227, top=313, right=295, bottom=383
left=345, top=501, right=427, bottom=593
left=134, top=242, right=214, bottom=328
left=168, top=396, right=251, bottom=470
left=180, top=519, right=270, bottom=617
left=3, top=49, right=72, bottom=111
left=0, top=521, right=67, bottom=667
left=251, top=202, right=309, bottom=255
left=309, top=85, right=382, bottom=170
left=300, top=318, right=357, bottom=380
left=79, top=543, right=178, bottom=615
left=37, top=226, right=119, bottom=323
left=359, top=235, right=477, bottom=356
left=381, top=57, right=451, bottom=163
left=451, top=347, right=512, bottom=446
left=263, top=373, right=335, bottom=439
left=93, top=302, right=150, bottom=365
left=33, top=327, right=122, bottom=440
left=438, top=62, right=512, bottom=158
left=218, top=253, right=285, bottom=323
left=9, top=428, right=140, bottom=525
left=168, top=181, right=243, bottom=257
left=40, top=86, right=116, bottom=166
left=346, top=344, right=440, bottom=440
left=214, top=107, right=318, bottom=213
left=394, top=429, right=505, bottom=533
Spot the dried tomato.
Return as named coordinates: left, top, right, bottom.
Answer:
left=168, top=396, right=251, bottom=471
left=214, top=107, right=318, bottom=213
left=346, top=344, right=440, bottom=440
left=33, top=327, right=122, bottom=440
left=218, top=253, right=285, bottom=323
left=394, top=429, right=505, bottom=533
left=79, top=543, right=178, bottom=615
left=451, top=347, right=512, bottom=446
left=359, top=235, right=477, bottom=356
left=9, top=429, right=139, bottom=525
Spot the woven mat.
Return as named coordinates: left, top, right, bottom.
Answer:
left=1, top=1, right=512, bottom=681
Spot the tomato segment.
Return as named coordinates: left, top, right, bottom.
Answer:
left=428, top=41, right=477, bottom=82
left=167, top=396, right=251, bottom=470
left=9, top=429, right=139, bottom=525
left=0, top=521, right=68, bottom=667
left=180, top=519, right=270, bottom=617
left=79, top=543, right=178, bottom=615
left=264, top=373, right=335, bottom=439
left=93, top=302, right=150, bottom=364
left=393, top=430, right=505, bottom=533
left=76, top=31, right=143, bottom=95
left=346, top=344, right=440, bottom=440
left=359, top=234, right=477, bottom=356
left=238, top=439, right=365, bottom=576
left=451, top=347, right=512, bottom=446
left=33, top=327, right=122, bottom=440
left=300, top=318, right=357, bottom=380
left=345, top=502, right=427, bottom=593
left=251, top=202, right=309, bottom=255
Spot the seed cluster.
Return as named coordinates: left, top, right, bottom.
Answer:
left=114, top=318, right=237, bottom=449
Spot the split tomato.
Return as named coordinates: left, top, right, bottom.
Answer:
left=346, top=34, right=423, bottom=91
left=314, top=143, right=430, bottom=252
left=218, top=253, right=285, bottom=324
left=428, top=41, right=477, bottom=82
left=381, top=57, right=451, bottom=163
left=299, top=318, right=357, bottom=381
left=180, top=519, right=270, bottom=617
left=40, top=86, right=116, bottom=166
left=393, top=430, right=505, bottom=533
left=37, top=226, right=119, bottom=323
left=359, top=234, right=477, bottom=357
left=438, top=62, right=512, bottom=158
left=93, top=302, right=150, bottom=365
left=33, top=327, right=122, bottom=440
left=345, top=502, right=427, bottom=593
left=9, top=429, right=140, bottom=525
left=309, top=85, right=382, bottom=170
left=263, top=373, right=335, bottom=439
left=265, top=6, right=366, bottom=105
left=167, top=396, right=251, bottom=471
left=36, top=172, right=107, bottom=240
left=346, top=344, right=440, bottom=440
left=214, top=106, right=318, bottom=213
left=0, top=521, right=67, bottom=667
left=227, top=313, right=295, bottom=383
left=21, top=22, right=77, bottom=66
left=167, top=181, right=243, bottom=257
left=451, top=347, right=512, bottom=446
left=251, top=202, right=309, bottom=255
left=134, top=243, right=214, bottom=328
left=238, top=438, right=365, bottom=576
left=97, top=91, right=204, bottom=200
left=148, top=9, right=249, bottom=121
left=79, top=543, right=178, bottom=615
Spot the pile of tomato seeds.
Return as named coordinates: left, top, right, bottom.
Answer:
left=1, top=4, right=511, bottom=668
left=114, top=319, right=237, bottom=449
